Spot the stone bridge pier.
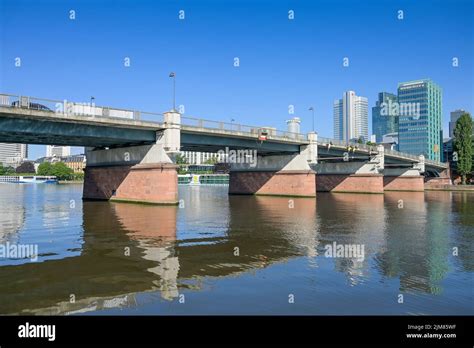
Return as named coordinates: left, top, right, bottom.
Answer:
left=383, top=155, right=426, bottom=192
left=83, top=111, right=181, bottom=204
left=228, top=132, right=318, bottom=197
left=313, top=145, right=385, bottom=194
left=424, top=165, right=452, bottom=188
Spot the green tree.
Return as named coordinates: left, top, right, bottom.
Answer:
left=50, top=162, right=74, bottom=181
left=37, top=162, right=53, bottom=176
left=15, top=161, right=36, bottom=174
left=453, top=113, right=473, bottom=185
left=175, top=154, right=187, bottom=164
left=204, top=156, right=218, bottom=165
left=0, top=163, right=15, bottom=175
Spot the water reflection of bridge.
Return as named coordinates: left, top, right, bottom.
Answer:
left=0, top=191, right=470, bottom=314
left=0, top=195, right=318, bottom=314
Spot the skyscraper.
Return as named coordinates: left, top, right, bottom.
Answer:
left=372, top=92, right=399, bottom=143
left=398, top=79, right=442, bottom=161
left=333, top=91, right=368, bottom=142
left=449, top=109, right=468, bottom=138
left=46, top=145, right=71, bottom=157
left=0, top=143, right=28, bottom=166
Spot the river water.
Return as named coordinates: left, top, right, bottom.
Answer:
left=0, top=184, right=472, bottom=315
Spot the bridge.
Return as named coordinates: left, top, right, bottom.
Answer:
left=0, top=93, right=451, bottom=204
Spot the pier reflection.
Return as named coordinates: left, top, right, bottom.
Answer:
left=0, top=194, right=319, bottom=314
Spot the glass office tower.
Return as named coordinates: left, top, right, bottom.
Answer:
left=372, top=92, right=399, bottom=143
left=397, top=79, right=442, bottom=161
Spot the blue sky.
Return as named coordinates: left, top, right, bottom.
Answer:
left=1, top=0, right=473, bottom=160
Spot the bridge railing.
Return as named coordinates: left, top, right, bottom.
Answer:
left=0, top=93, right=165, bottom=123
left=181, top=115, right=307, bottom=142
left=384, top=148, right=419, bottom=161
left=384, top=148, right=446, bottom=167
left=317, top=136, right=376, bottom=152
left=1, top=93, right=308, bottom=142
left=425, top=159, right=447, bottom=167
left=317, top=135, right=447, bottom=167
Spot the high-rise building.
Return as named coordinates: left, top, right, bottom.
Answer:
left=0, top=143, right=28, bottom=167
left=397, top=79, right=442, bottom=161
left=333, top=91, right=368, bottom=142
left=372, top=92, right=399, bottom=142
left=181, top=151, right=226, bottom=165
left=46, top=145, right=71, bottom=157
left=449, top=109, right=469, bottom=138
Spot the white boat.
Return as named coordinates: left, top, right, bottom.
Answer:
left=178, top=174, right=229, bottom=185
left=0, top=176, right=58, bottom=184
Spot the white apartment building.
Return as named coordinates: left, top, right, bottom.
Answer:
left=333, top=91, right=368, bottom=142
left=46, top=145, right=71, bottom=157
left=0, top=143, right=28, bottom=167
left=181, top=151, right=226, bottom=165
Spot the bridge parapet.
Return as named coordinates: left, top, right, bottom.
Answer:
left=0, top=93, right=165, bottom=123
left=180, top=115, right=307, bottom=143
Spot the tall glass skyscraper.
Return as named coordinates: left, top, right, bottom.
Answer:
left=372, top=92, right=399, bottom=143
left=397, top=79, right=442, bottom=161
left=333, top=91, right=368, bottom=142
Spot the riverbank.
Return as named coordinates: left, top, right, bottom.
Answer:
left=425, top=184, right=474, bottom=191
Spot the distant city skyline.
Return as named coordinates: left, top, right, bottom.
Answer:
left=1, top=0, right=472, bottom=160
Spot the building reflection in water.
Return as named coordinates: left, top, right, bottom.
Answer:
left=316, top=193, right=386, bottom=285
left=175, top=193, right=317, bottom=281
left=377, top=192, right=450, bottom=295
left=446, top=191, right=474, bottom=273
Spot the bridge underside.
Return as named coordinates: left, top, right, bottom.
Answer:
left=0, top=114, right=157, bottom=148
left=180, top=132, right=301, bottom=155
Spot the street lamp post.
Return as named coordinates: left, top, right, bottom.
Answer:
left=169, top=72, right=176, bottom=111
left=309, top=106, right=315, bottom=132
